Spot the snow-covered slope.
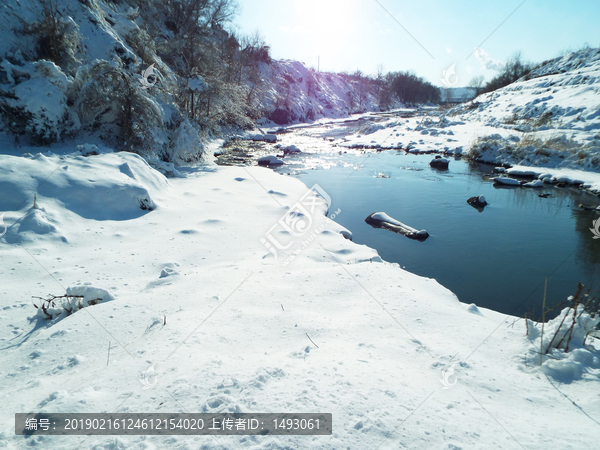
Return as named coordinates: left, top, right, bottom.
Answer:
left=455, top=48, right=600, bottom=136
left=258, top=60, right=392, bottom=124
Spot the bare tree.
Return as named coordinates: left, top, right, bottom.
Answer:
left=468, top=75, right=485, bottom=96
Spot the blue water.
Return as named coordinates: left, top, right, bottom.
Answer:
left=276, top=151, right=600, bottom=319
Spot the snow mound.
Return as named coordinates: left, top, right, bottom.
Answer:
left=0, top=152, right=168, bottom=221
left=65, top=286, right=115, bottom=305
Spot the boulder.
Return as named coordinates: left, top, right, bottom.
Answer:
left=429, top=156, right=449, bottom=169
left=264, top=134, right=278, bottom=143
left=365, top=212, right=429, bottom=241
left=257, top=155, right=284, bottom=166
left=467, top=195, right=487, bottom=212
left=283, top=145, right=301, bottom=154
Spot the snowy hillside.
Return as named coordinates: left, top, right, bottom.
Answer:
left=258, top=60, right=393, bottom=124
left=446, top=48, right=600, bottom=168
left=455, top=48, right=600, bottom=135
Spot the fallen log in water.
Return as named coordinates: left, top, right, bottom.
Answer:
left=365, top=212, right=429, bottom=241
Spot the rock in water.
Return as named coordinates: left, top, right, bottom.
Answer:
left=429, top=156, right=449, bottom=169
left=365, top=212, right=429, bottom=241
left=283, top=145, right=301, bottom=154
left=492, top=177, right=521, bottom=186
left=257, top=155, right=284, bottom=166
left=467, top=195, right=488, bottom=212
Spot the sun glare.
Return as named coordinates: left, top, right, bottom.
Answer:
left=291, top=0, right=359, bottom=62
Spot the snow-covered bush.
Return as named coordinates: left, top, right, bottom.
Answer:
left=526, top=284, right=600, bottom=381
left=529, top=306, right=598, bottom=354
left=71, top=60, right=163, bottom=153
left=0, top=60, right=79, bottom=144
left=31, top=287, right=115, bottom=322
left=164, top=119, right=206, bottom=165
left=20, top=0, right=83, bottom=74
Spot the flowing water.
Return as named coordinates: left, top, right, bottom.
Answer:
left=272, top=124, right=600, bottom=319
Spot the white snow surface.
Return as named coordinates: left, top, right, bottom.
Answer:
left=2, top=148, right=598, bottom=449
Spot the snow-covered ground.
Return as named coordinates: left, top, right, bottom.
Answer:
left=1, top=138, right=599, bottom=449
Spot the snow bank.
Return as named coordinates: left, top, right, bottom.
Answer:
left=0, top=151, right=169, bottom=244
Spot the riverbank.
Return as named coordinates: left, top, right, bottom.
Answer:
left=1, top=146, right=599, bottom=449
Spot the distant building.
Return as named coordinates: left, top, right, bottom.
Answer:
left=439, top=87, right=477, bottom=104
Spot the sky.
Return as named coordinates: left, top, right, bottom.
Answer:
left=232, top=0, right=600, bottom=87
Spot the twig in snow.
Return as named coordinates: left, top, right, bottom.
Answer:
left=305, top=333, right=319, bottom=348
left=546, top=283, right=584, bottom=353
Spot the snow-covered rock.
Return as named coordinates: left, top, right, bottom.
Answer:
left=523, top=179, right=544, bottom=187
left=467, top=195, right=488, bottom=209
left=366, top=212, right=429, bottom=241
left=257, top=155, right=284, bottom=165
left=283, top=144, right=301, bottom=154
left=430, top=157, right=449, bottom=169
left=492, top=177, right=521, bottom=186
